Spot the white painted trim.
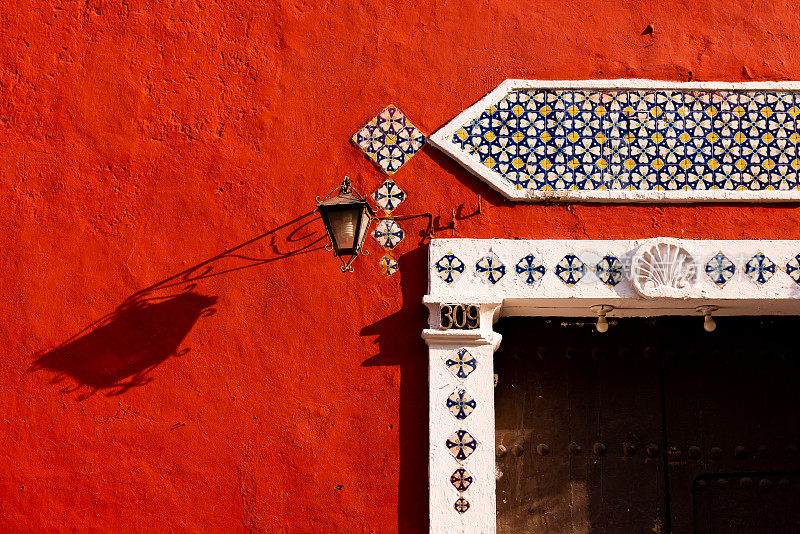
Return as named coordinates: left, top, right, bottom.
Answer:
left=423, top=237, right=800, bottom=534
left=429, top=79, right=800, bottom=203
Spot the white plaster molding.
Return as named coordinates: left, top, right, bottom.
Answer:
left=429, top=79, right=800, bottom=203
left=423, top=237, right=800, bottom=534
left=428, top=238, right=800, bottom=315
left=630, top=237, right=699, bottom=298
left=424, top=302, right=502, bottom=534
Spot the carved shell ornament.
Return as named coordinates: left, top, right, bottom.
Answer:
left=631, top=238, right=700, bottom=298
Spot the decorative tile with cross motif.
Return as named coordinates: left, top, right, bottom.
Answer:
left=786, top=254, right=800, bottom=284
left=454, top=496, right=470, bottom=514
left=446, top=430, right=478, bottom=461
left=515, top=254, right=546, bottom=285
left=444, top=348, right=477, bottom=380
left=475, top=253, right=506, bottom=284
left=744, top=253, right=776, bottom=285
left=446, top=389, right=476, bottom=420
left=706, top=252, right=736, bottom=287
left=555, top=253, right=586, bottom=286
left=351, top=105, right=425, bottom=175
left=595, top=254, right=623, bottom=287
left=378, top=254, right=398, bottom=277
left=450, top=468, right=473, bottom=492
left=436, top=252, right=466, bottom=284
left=372, top=179, right=407, bottom=213
left=372, top=219, right=404, bottom=250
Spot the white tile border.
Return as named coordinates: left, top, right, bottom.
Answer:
left=423, top=237, right=800, bottom=534
left=429, top=79, right=800, bottom=202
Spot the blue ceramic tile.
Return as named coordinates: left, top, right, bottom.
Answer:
left=445, top=348, right=477, bottom=380
left=446, top=389, right=476, bottom=420
left=744, top=253, right=776, bottom=285
left=352, top=105, right=425, bottom=175
left=555, top=253, right=586, bottom=286
left=595, top=255, right=623, bottom=287
left=515, top=254, right=546, bottom=285
left=786, top=254, right=800, bottom=284
left=378, top=254, right=398, bottom=277
left=454, top=496, right=470, bottom=514
left=446, top=430, right=477, bottom=461
left=372, top=219, right=404, bottom=250
left=450, top=468, right=473, bottom=492
left=705, top=252, right=736, bottom=287
left=476, top=253, right=506, bottom=284
left=436, top=252, right=465, bottom=284
left=452, top=89, right=800, bottom=192
left=372, top=180, right=407, bottom=213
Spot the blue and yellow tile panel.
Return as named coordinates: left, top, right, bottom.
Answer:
left=451, top=90, right=800, bottom=192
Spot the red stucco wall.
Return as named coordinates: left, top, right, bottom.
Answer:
left=4, top=1, right=800, bottom=532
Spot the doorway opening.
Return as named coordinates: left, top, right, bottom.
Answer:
left=494, top=316, right=800, bottom=534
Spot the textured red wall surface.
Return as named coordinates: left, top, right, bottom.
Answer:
left=3, top=1, right=800, bottom=532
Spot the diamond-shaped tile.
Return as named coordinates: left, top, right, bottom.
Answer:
left=446, top=389, right=476, bottom=420
left=372, top=219, right=404, bottom=250
left=372, top=179, right=407, bottom=213
left=515, top=254, right=546, bottom=285
left=595, top=254, right=623, bottom=287
left=435, top=252, right=465, bottom=284
left=555, top=253, right=586, bottom=286
left=476, top=253, right=506, bottom=284
left=446, top=430, right=478, bottom=461
left=351, top=105, right=425, bottom=175
left=454, top=496, right=470, bottom=514
left=786, top=254, right=800, bottom=285
left=450, top=468, right=473, bottom=492
left=378, top=254, right=398, bottom=277
left=705, top=252, right=736, bottom=287
left=444, top=348, right=477, bottom=380
left=744, top=253, right=776, bottom=285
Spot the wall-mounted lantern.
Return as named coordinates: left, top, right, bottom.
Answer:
left=317, top=176, right=375, bottom=272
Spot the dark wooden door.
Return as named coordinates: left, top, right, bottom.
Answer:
left=495, top=317, right=800, bottom=534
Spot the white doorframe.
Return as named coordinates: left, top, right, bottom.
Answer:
left=423, top=237, right=800, bottom=534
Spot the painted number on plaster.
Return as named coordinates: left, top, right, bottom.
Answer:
left=440, top=304, right=480, bottom=330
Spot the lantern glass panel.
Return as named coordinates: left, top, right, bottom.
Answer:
left=327, top=208, right=359, bottom=253
left=355, top=205, right=370, bottom=251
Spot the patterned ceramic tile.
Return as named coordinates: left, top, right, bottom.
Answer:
left=436, top=252, right=466, bottom=284
left=705, top=252, right=736, bottom=287
left=378, top=254, right=398, bottom=277
left=555, top=253, right=586, bottom=286
left=451, top=89, right=800, bottom=192
left=595, top=255, right=623, bottom=287
left=446, top=389, right=477, bottom=420
left=372, top=219, right=404, bottom=250
left=515, top=254, right=546, bottom=285
left=450, top=468, right=473, bottom=492
left=744, top=253, right=776, bottom=285
left=786, top=254, right=800, bottom=284
left=372, top=180, right=407, bottom=213
left=352, top=105, right=425, bottom=175
left=445, top=348, right=477, bottom=380
left=475, top=253, right=506, bottom=284
left=454, top=496, right=470, bottom=514
left=446, top=430, right=478, bottom=461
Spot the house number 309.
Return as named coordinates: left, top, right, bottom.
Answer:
left=440, top=304, right=480, bottom=330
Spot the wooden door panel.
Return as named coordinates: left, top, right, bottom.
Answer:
left=496, top=319, right=665, bottom=534
left=662, top=318, right=800, bottom=533
left=496, top=317, right=800, bottom=534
